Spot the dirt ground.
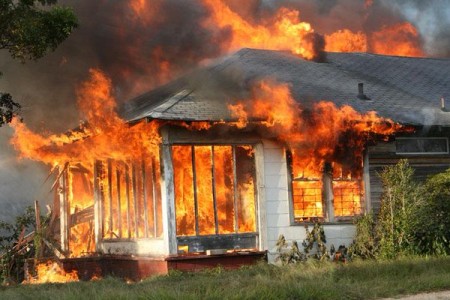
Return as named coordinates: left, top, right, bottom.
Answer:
left=381, top=290, right=450, bottom=300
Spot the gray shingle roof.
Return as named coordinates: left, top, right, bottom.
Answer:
left=121, top=48, right=450, bottom=126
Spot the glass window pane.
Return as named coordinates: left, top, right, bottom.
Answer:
left=173, top=146, right=196, bottom=236
left=194, top=146, right=215, bottom=235
left=333, top=181, right=362, bottom=217
left=213, top=146, right=235, bottom=234
left=235, top=146, right=256, bottom=233
left=292, top=180, right=323, bottom=221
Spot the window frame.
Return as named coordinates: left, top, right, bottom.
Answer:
left=171, top=143, right=259, bottom=253
left=286, top=150, right=364, bottom=224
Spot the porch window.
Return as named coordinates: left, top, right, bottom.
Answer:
left=288, top=151, right=363, bottom=223
left=172, top=144, right=258, bottom=253
left=97, top=158, right=163, bottom=239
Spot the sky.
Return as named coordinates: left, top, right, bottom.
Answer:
left=0, top=0, right=450, bottom=222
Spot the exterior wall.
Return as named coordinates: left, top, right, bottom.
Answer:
left=261, top=140, right=355, bottom=262
left=368, top=134, right=450, bottom=214
left=99, top=239, right=167, bottom=256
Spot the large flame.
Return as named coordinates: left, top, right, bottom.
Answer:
left=10, top=69, right=161, bottom=165
left=10, top=69, right=162, bottom=258
left=25, top=262, right=78, bottom=284
left=201, top=0, right=321, bottom=60
left=325, top=23, right=423, bottom=57
left=228, top=80, right=405, bottom=220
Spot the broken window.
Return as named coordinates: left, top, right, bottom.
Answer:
left=172, top=144, right=258, bottom=253
left=97, top=158, right=163, bottom=240
left=288, top=151, right=363, bottom=223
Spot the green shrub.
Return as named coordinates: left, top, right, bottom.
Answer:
left=375, top=159, right=423, bottom=258
left=348, top=213, right=377, bottom=259
left=411, top=170, right=450, bottom=255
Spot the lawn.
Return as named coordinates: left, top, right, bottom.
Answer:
left=1, top=256, right=450, bottom=300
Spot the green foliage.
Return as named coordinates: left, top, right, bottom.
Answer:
left=2, top=256, right=450, bottom=299
left=411, top=169, right=450, bottom=255
left=0, top=0, right=78, bottom=61
left=0, top=206, right=36, bottom=284
left=0, top=0, right=78, bottom=126
left=0, top=93, right=21, bottom=126
left=348, top=213, right=378, bottom=259
left=350, top=159, right=450, bottom=259
left=376, top=159, right=422, bottom=258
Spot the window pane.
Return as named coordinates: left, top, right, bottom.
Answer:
left=194, top=146, right=215, bottom=235
left=292, top=180, right=323, bottom=222
left=173, top=146, right=196, bottom=236
left=333, top=181, right=362, bottom=217
left=236, top=146, right=256, bottom=233
left=214, top=146, right=235, bottom=234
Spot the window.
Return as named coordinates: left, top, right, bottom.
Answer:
left=97, top=158, right=163, bottom=240
left=288, top=151, right=364, bottom=223
left=396, top=137, right=449, bottom=155
left=172, top=144, right=258, bottom=253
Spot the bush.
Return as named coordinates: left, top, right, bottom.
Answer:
left=350, top=159, right=450, bottom=259
left=375, top=159, right=423, bottom=258
left=411, top=170, right=450, bottom=255
left=348, top=213, right=377, bottom=259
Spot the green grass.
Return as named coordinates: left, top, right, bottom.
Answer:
left=1, top=256, right=450, bottom=300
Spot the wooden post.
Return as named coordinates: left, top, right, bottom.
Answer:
left=323, top=162, right=334, bottom=222
left=160, top=127, right=177, bottom=255
left=59, top=165, right=70, bottom=254
left=363, top=150, right=372, bottom=213
left=254, top=143, right=266, bottom=251
left=34, top=200, right=43, bottom=258
left=94, top=160, right=103, bottom=253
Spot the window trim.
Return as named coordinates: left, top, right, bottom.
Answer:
left=395, top=137, right=449, bottom=155
left=286, top=150, right=364, bottom=224
left=171, top=143, right=259, bottom=252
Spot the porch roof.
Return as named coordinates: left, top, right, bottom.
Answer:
left=120, top=48, right=450, bottom=126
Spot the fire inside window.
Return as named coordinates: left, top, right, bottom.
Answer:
left=97, top=159, right=163, bottom=240
left=172, top=144, right=258, bottom=253
left=287, top=151, right=363, bottom=223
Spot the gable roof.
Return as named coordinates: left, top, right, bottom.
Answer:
left=121, top=48, right=450, bottom=126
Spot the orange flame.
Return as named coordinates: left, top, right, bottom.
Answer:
left=10, top=69, right=162, bottom=257
left=325, top=23, right=423, bottom=57
left=201, top=0, right=320, bottom=60
left=25, top=262, right=78, bottom=284
left=228, top=79, right=405, bottom=220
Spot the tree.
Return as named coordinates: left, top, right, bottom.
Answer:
left=0, top=0, right=78, bottom=125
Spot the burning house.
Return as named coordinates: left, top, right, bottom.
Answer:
left=11, top=48, right=450, bottom=281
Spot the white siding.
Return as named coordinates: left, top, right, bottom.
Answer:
left=261, top=140, right=356, bottom=262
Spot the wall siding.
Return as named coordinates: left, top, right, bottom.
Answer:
left=368, top=140, right=450, bottom=214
